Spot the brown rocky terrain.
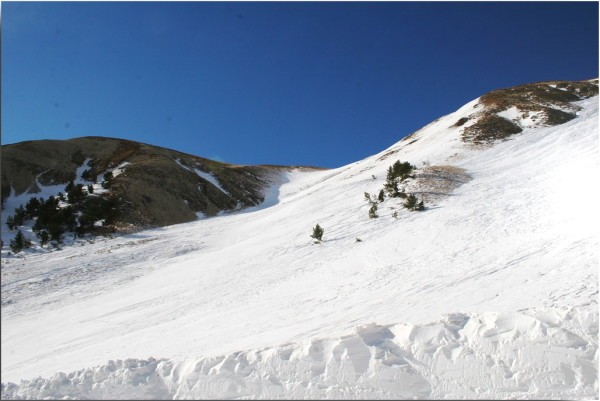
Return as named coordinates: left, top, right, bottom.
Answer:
left=460, top=78, right=598, bottom=143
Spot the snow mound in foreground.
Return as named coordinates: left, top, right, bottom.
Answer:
left=2, top=305, right=596, bottom=400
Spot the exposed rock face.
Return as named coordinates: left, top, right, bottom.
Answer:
left=1, top=137, right=321, bottom=231
left=460, top=79, right=598, bottom=143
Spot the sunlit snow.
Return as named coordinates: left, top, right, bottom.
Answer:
left=1, top=96, right=598, bottom=399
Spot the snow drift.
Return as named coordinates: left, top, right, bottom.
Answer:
left=2, top=305, right=597, bottom=400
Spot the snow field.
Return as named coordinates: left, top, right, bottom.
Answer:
left=1, top=96, right=598, bottom=399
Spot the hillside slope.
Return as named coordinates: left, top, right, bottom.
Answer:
left=1, top=79, right=598, bottom=399
left=1, top=137, right=320, bottom=233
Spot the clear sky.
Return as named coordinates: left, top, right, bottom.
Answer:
left=2, top=2, right=598, bottom=168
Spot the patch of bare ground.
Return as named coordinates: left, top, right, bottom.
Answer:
left=461, top=79, right=598, bottom=144
left=405, top=165, right=471, bottom=204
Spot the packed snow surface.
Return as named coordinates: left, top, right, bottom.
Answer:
left=1, top=96, right=598, bottom=399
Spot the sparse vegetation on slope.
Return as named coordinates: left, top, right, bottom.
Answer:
left=462, top=79, right=598, bottom=143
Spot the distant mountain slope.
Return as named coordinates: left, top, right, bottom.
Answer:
left=1, top=137, right=321, bottom=231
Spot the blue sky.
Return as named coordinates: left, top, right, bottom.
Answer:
left=2, top=2, right=598, bottom=168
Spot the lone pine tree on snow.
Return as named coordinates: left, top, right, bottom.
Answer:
left=310, top=224, right=324, bottom=242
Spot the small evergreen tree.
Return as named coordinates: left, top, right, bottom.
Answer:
left=65, top=180, right=73, bottom=194
left=378, top=189, right=385, bottom=203
left=6, top=215, right=16, bottom=230
left=384, top=160, right=416, bottom=197
left=37, top=230, right=50, bottom=246
left=10, top=230, right=28, bottom=253
left=403, top=194, right=419, bottom=210
left=13, top=206, right=26, bottom=226
left=25, top=197, right=41, bottom=218
left=310, top=224, right=324, bottom=242
left=67, top=183, right=86, bottom=204
left=369, top=203, right=378, bottom=219
left=87, top=184, right=94, bottom=194
left=383, top=166, right=397, bottom=196
left=48, top=222, right=65, bottom=244
left=403, top=195, right=425, bottom=211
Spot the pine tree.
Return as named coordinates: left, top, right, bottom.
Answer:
left=87, top=184, right=94, bottom=194
left=14, top=206, right=26, bottom=226
left=391, top=160, right=415, bottom=182
left=403, top=194, right=419, bottom=210
left=65, top=180, right=75, bottom=194
left=378, top=189, right=385, bottom=203
left=10, top=230, right=27, bottom=253
left=67, top=183, right=86, bottom=204
left=25, top=197, right=41, bottom=218
left=37, top=230, right=50, bottom=246
left=6, top=215, right=16, bottom=230
left=48, top=222, right=65, bottom=244
left=403, top=195, right=425, bottom=211
left=310, top=224, right=324, bottom=242
left=384, top=160, right=416, bottom=197
left=364, top=192, right=372, bottom=203
left=369, top=203, right=378, bottom=218
left=384, top=166, right=396, bottom=196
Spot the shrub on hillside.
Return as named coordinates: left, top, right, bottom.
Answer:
left=310, top=224, right=324, bottom=242
left=369, top=203, right=378, bottom=219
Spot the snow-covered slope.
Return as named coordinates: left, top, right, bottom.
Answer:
left=1, top=92, right=598, bottom=399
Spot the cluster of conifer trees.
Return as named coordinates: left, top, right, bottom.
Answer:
left=6, top=176, right=119, bottom=253
left=365, top=160, right=425, bottom=219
